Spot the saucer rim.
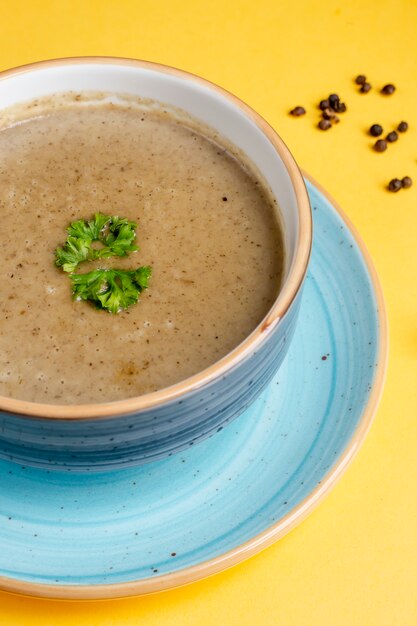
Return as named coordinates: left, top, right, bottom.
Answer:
left=0, top=173, right=388, bottom=599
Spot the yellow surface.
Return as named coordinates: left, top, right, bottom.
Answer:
left=0, top=0, right=416, bottom=624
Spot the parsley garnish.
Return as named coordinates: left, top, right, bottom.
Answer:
left=55, top=235, right=91, bottom=273
left=55, top=213, right=138, bottom=272
left=55, top=214, right=151, bottom=313
left=71, top=267, right=152, bottom=314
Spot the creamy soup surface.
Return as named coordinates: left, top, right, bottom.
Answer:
left=0, top=98, right=284, bottom=403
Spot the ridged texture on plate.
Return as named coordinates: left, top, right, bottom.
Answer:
left=0, top=180, right=380, bottom=588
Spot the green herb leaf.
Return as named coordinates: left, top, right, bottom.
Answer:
left=94, top=216, right=139, bottom=259
left=55, top=213, right=151, bottom=313
left=71, top=267, right=152, bottom=314
left=55, top=236, right=91, bottom=273
left=56, top=214, right=139, bottom=272
left=67, top=212, right=111, bottom=241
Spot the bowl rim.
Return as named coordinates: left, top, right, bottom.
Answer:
left=0, top=56, right=312, bottom=420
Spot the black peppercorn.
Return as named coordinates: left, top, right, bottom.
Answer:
left=355, top=75, right=367, bottom=85
left=327, top=95, right=347, bottom=113
left=381, top=84, right=396, bottom=95
left=328, top=94, right=340, bottom=109
left=370, top=124, right=383, bottom=137
left=401, top=176, right=412, bottom=188
left=388, top=178, right=402, bottom=192
left=319, top=99, right=330, bottom=110
left=374, top=139, right=387, bottom=152
left=322, top=108, right=335, bottom=120
left=318, top=119, right=332, bottom=130
left=360, top=82, right=372, bottom=93
left=386, top=131, right=398, bottom=143
left=397, top=121, right=408, bottom=133
left=290, top=106, right=306, bottom=116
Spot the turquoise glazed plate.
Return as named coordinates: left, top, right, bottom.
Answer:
left=0, top=178, right=387, bottom=599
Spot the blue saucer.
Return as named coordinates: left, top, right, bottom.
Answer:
left=0, top=178, right=387, bottom=599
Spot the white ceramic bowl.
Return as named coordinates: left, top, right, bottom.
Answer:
left=0, top=58, right=312, bottom=470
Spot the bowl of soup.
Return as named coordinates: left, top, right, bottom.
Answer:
left=0, top=57, right=311, bottom=470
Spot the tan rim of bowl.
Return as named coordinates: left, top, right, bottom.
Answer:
left=0, top=172, right=388, bottom=600
left=0, top=56, right=312, bottom=420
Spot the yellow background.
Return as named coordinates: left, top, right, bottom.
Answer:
left=0, top=0, right=416, bottom=624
